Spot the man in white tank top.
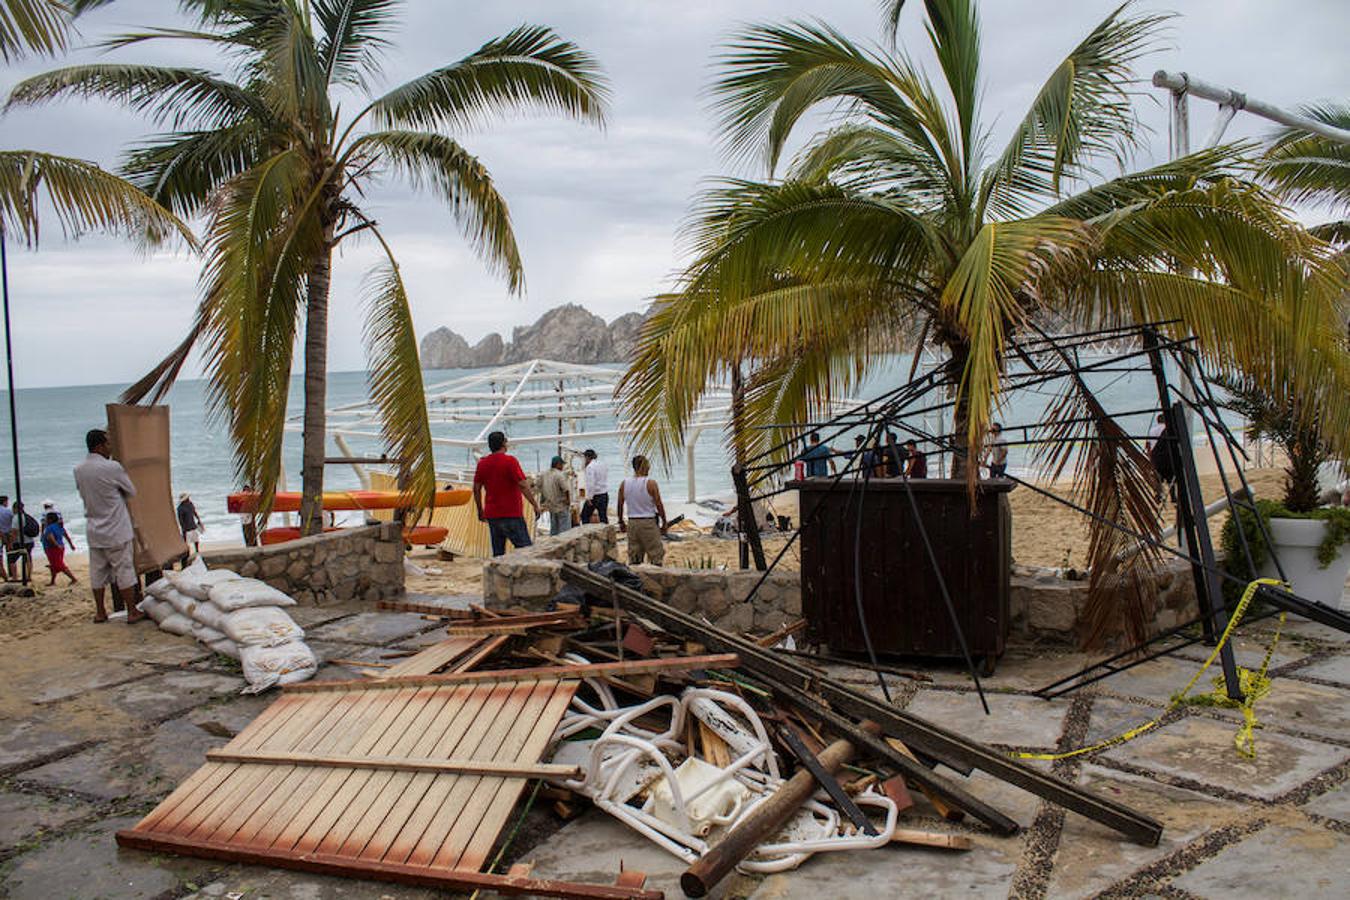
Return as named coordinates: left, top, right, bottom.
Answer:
left=617, top=455, right=667, bottom=566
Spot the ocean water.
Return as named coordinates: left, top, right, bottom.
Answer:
left=0, top=357, right=1212, bottom=546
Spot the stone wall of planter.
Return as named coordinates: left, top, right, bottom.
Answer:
left=1010, top=557, right=1199, bottom=644
left=481, top=524, right=617, bottom=609
left=200, top=523, right=405, bottom=606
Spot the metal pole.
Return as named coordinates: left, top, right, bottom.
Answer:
left=1153, top=70, right=1350, bottom=146
left=0, top=225, right=27, bottom=585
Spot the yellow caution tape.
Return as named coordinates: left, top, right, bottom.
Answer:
left=1013, top=577, right=1285, bottom=762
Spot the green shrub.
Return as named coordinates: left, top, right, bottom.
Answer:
left=1220, top=498, right=1350, bottom=601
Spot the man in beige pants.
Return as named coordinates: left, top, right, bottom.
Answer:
left=617, top=455, right=667, bottom=566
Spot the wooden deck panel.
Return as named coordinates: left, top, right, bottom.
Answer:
left=381, top=637, right=484, bottom=678
left=120, top=671, right=584, bottom=891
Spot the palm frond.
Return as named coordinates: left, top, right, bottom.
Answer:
left=786, top=122, right=953, bottom=209
left=983, top=4, right=1166, bottom=217
left=711, top=20, right=956, bottom=179
left=1260, top=101, right=1350, bottom=213
left=0, top=0, right=70, bottom=61
left=349, top=130, right=522, bottom=292
left=360, top=228, right=436, bottom=514
left=0, top=149, right=196, bottom=248
left=369, top=24, right=608, bottom=133
left=5, top=64, right=266, bottom=130
left=1032, top=372, right=1163, bottom=648
left=120, top=121, right=272, bottom=219
left=252, top=0, right=329, bottom=125
left=315, top=0, right=398, bottom=88
left=940, top=215, right=1091, bottom=467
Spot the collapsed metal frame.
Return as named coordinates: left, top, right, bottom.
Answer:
left=725, top=321, right=1350, bottom=705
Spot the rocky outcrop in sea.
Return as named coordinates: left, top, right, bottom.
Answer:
left=420, top=303, right=649, bottom=368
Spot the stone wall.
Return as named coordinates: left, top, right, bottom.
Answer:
left=481, top=524, right=616, bottom=609
left=200, top=523, right=405, bottom=606
left=1010, top=558, right=1198, bottom=645
left=631, top=567, right=802, bottom=633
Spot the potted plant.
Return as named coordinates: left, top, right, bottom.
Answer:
left=1219, top=377, right=1350, bottom=608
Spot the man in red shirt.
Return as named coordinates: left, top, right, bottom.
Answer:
left=473, top=431, right=541, bottom=556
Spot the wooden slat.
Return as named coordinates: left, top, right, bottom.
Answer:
left=398, top=679, right=540, bottom=868
left=170, top=690, right=356, bottom=839
left=381, top=637, right=486, bottom=678
left=287, top=654, right=740, bottom=692
left=358, top=681, right=503, bottom=863
left=207, top=687, right=410, bottom=845
left=452, top=681, right=579, bottom=872
left=202, top=752, right=578, bottom=779
left=429, top=679, right=561, bottom=870
left=450, top=634, right=510, bottom=672
left=890, top=829, right=974, bottom=850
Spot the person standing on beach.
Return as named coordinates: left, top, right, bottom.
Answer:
left=540, top=456, right=573, bottom=536
left=73, top=429, right=143, bottom=623
left=798, top=432, right=836, bottom=477
left=238, top=483, right=259, bottom=546
left=580, top=449, right=610, bottom=524
left=0, top=496, right=11, bottom=582
left=882, top=431, right=905, bottom=478
left=473, top=431, right=540, bottom=557
left=617, top=455, right=667, bottom=566
left=987, top=423, right=1008, bottom=478
left=904, top=440, right=928, bottom=478
left=40, top=512, right=78, bottom=586
left=177, top=492, right=205, bottom=555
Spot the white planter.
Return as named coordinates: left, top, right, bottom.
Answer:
left=1257, top=516, right=1350, bottom=610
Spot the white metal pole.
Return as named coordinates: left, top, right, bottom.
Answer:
left=1153, top=71, right=1350, bottom=146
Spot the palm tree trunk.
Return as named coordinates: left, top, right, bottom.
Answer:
left=946, top=340, right=971, bottom=479
left=299, top=243, right=333, bottom=536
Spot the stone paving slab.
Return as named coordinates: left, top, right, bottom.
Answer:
left=1102, top=715, right=1349, bottom=800
left=0, top=713, right=93, bottom=775
left=183, top=868, right=442, bottom=899
left=1046, top=765, right=1251, bottom=899
left=186, top=693, right=275, bottom=738
left=1200, top=676, right=1350, bottom=741
left=1170, top=820, right=1343, bottom=896
left=903, top=690, right=1069, bottom=749
left=26, top=661, right=160, bottom=705
left=1291, top=653, right=1350, bottom=686
left=286, top=605, right=361, bottom=628
left=305, top=611, right=434, bottom=646
left=1300, top=779, right=1350, bottom=823
left=0, top=789, right=96, bottom=852
left=1094, top=656, right=1210, bottom=704
left=101, top=670, right=245, bottom=722
left=17, top=717, right=229, bottom=802
left=101, top=638, right=211, bottom=668
left=1172, top=632, right=1311, bottom=672
left=0, top=814, right=215, bottom=900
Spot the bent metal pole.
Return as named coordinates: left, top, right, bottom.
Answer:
left=0, top=224, right=25, bottom=584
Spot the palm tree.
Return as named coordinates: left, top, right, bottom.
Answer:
left=619, top=0, right=1350, bottom=645
left=1262, top=102, right=1350, bottom=249
left=7, top=0, right=609, bottom=533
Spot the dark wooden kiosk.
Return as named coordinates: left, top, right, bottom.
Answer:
left=794, top=477, right=1013, bottom=672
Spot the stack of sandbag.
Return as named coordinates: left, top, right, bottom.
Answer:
left=137, top=557, right=318, bottom=693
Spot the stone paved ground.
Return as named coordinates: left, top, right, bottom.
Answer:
left=1, top=590, right=1345, bottom=899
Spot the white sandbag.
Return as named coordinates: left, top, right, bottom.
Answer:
left=137, top=596, right=174, bottom=624
left=158, top=612, right=195, bottom=637
left=221, top=606, right=304, bottom=648
left=209, top=578, right=295, bottom=611
left=164, top=589, right=199, bottom=619
left=178, top=565, right=242, bottom=601
left=169, top=557, right=208, bottom=594
left=146, top=577, right=178, bottom=600
left=240, top=640, right=317, bottom=692
left=208, top=637, right=241, bottom=660
left=192, top=622, right=227, bottom=644
left=190, top=600, right=228, bottom=632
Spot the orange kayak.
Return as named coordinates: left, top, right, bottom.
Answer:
left=260, top=525, right=450, bottom=546
left=228, top=489, right=470, bottom=514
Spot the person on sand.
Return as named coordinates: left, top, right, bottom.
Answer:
left=0, top=495, right=12, bottom=582
left=580, top=449, right=610, bottom=524
left=540, top=456, right=573, bottom=537
left=473, top=431, right=541, bottom=557
left=8, top=501, right=40, bottom=580
left=73, top=429, right=143, bottom=623
left=40, top=512, right=77, bottom=586
left=617, top=455, right=668, bottom=566
left=238, top=483, right=258, bottom=547
left=177, top=492, right=204, bottom=555
left=798, top=432, right=836, bottom=477
left=986, top=423, right=1008, bottom=478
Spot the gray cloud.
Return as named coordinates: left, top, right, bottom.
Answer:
left=2, top=0, right=1346, bottom=387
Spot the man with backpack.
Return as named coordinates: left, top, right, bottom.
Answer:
left=6, top=501, right=41, bottom=581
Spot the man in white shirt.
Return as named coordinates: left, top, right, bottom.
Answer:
left=580, top=448, right=610, bottom=524
left=73, top=429, right=143, bottom=624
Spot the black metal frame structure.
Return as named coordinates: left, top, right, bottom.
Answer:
left=724, top=321, right=1350, bottom=704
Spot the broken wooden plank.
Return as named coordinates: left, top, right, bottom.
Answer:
left=889, top=737, right=961, bottom=822
left=114, top=830, right=664, bottom=899
left=890, top=829, right=974, bottom=850
left=203, top=749, right=582, bottom=779
left=285, top=654, right=741, bottom=693
left=754, top=619, right=807, bottom=648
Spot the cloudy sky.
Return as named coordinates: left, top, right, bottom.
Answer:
left=2, top=0, right=1346, bottom=388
